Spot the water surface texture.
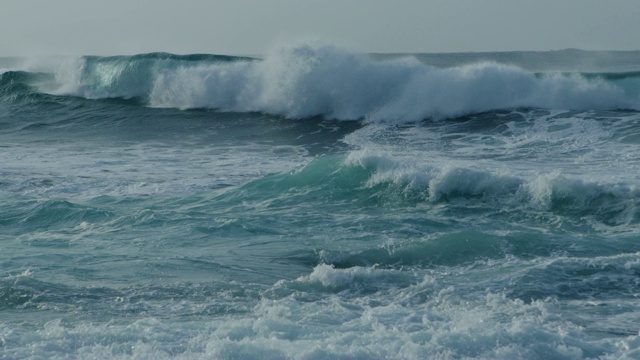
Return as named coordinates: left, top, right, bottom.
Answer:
left=2, top=44, right=640, bottom=359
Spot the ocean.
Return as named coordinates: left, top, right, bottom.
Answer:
left=1, top=43, right=640, bottom=359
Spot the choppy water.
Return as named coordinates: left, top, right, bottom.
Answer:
left=1, top=43, right=640, bottom=359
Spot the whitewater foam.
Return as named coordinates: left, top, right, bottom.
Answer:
left=337, top=137, right=640, bottom=232
left=149, top=44, right=639, bottom=121
left=16, top=43, right=639, bottom=122
left=7, top=262, right=637, bottom=360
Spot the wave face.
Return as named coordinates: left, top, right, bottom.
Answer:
left=3, top=43, right=640, bottom=122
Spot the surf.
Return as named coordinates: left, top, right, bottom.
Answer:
left=2, top=43, right=640, bottom=123
left=3, top=43, right=640, bottom=359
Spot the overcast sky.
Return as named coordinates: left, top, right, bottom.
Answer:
left=2, top=0, right=639, bottom=56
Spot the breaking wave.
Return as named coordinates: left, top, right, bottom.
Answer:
left=4, top=43, right=640, bottom=122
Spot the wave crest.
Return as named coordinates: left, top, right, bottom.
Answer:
left=149, top=43, right=639, bottom=121
left=13, top=42, right=640, bottom=122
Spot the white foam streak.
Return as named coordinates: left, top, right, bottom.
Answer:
left=297, top=263, right=404, bottom=289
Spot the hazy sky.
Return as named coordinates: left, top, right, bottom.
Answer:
left=2, top=0, right=639, bottom=56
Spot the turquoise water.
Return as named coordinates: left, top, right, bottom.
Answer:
left=2, top=43, right=640, bottom=359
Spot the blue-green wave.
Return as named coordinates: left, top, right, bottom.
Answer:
left=2, top=44, right=640, bottom=122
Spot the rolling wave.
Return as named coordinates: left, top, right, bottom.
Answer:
left=2, top=43, right=640, bottom=122
left=209, top=152, right=640, bottom=234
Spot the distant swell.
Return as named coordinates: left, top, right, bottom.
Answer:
left=11, top=43, right=640, bottom=122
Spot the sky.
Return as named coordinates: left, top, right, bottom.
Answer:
left=2, top=0, right=639, bottom=56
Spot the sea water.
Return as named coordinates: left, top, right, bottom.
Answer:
left=1, top=43, right=640, bottom=359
